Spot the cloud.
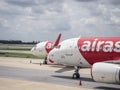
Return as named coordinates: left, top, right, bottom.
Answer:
left=107, top=0, right=120, bottom=6
left=4, top=0, right=38, bottom=7
left=0, top=0, right=119, bottom=41
left=76, top=0, right=96, bottom=2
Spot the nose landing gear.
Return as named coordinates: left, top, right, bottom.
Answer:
left=72, top=66, right=80, bottom=79
left=43, top=56, right=47, bottom=64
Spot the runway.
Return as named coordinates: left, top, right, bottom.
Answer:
left=0, top=57, right=120, bottom=90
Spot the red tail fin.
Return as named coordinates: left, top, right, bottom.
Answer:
left=54, top=33, right=62, bottom=47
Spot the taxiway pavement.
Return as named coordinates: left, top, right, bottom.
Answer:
left=0, top=57, right=120, bottom=90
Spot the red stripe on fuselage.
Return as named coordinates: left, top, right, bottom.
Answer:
left=49, top=59, right=54, bottom=63
left=77, top=37, right=120, bottom=65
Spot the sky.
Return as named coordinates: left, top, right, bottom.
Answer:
left=0, top=0, right=120, bottom=42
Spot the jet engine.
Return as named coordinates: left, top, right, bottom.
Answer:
left=91, top=62, right=120, bottom=84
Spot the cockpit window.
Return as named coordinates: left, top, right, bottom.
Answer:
left=55, top=45, right=61, bottom=49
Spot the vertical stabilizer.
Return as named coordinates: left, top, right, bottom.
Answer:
left=54, top=33, right=62, bottom=47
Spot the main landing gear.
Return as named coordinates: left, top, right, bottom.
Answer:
left=43, top=56, right=47, bottom=64
left=72, top=66, right=80, bottom=79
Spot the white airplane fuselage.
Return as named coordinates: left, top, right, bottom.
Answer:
left=31, top=41, right=54, bottom=57
left=31, top=33, right=61, bottom=58
left=48, top=37, right=120, bottom=84
left=48, top=37, right=120, bottom=67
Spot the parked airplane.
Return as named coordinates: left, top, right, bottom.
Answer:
left=48, top=37, right=120, bottom=84
left=31, top=33, right=61, bottom=64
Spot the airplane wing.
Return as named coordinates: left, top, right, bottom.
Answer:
left=55, top=66, right=74, bottom=73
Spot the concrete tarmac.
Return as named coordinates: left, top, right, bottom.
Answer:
left=0, top=57, right=120, bottom=90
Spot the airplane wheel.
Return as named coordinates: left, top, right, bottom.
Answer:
left=72, top=73, right=80, bottom=79
left=43, top=60, right=47, bottom=64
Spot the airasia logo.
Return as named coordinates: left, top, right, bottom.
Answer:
left=80, top=38, right=120, bottom=53
left=45, top=41, right=54, bottom=53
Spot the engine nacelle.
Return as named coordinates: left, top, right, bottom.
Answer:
left=91, top=62, right=120, bottom=84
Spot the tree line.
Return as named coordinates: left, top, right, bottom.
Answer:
left=0, top=40, right=37, bottom=44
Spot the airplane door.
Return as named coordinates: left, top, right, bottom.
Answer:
left=63, top=39, right=79, bottom=65
left=115, top=68, right=120, bottom=83
left=119, top=70, right=120, bottom=83
left=58, top=38, right=81, bottom=66
left=58, top=40, right=75, bottom=65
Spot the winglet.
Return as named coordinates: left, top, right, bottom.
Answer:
left=54, top=33, right=62, bottom=47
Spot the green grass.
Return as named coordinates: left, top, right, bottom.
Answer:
left=0, top=52, right=44, bottom=59
left=0, top=44, right=33, bottom=51
left=0, top=44, right=34, bottom=46
left=0, top=44, right=42, bottom=59
left=0, top=48, right=31, bottom=51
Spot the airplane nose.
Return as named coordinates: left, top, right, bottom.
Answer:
left=31, top=47, right=37, bottom=55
